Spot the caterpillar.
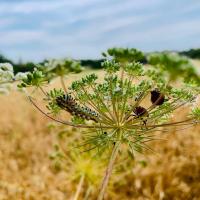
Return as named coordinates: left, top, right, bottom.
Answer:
left=56, top=94, right=99, bottom=123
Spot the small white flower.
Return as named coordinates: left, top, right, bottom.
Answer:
left=114, top=86, right=121, bottom=92
left=15, top=72, right=28, bottom=80
left=104, top=96, right=111, bottom=100
left=45, top=59, right=64, bottom=70
left=0, top=63, right=14, bottom=72
left=0, top=70, right=14, bottom=81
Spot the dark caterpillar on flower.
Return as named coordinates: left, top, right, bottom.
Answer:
left=56, top=94, right=99, bottom=123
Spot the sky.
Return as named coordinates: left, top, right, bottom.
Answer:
left=0, top=0, right=200, bottom=62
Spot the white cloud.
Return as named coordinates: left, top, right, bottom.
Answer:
left=100, top=18, right=200, bottom=51
left=0, top=30, right=46, bottom=45
left=0, top=18, right=16, bottom=27
left=0, top=0, right=99, bottom=14
left=67, top=0, right=159, bottom=24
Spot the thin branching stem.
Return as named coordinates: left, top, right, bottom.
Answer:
left=108, top=77, right=119, bottom=123
left=39, top=86, right=48, bottom=97
left=90, top=84, right=116, bottom=122
left=119, top=75, right=133, bottom=122
left=81, top=86, right=114, bottom=123
left=125, top=118, right=194, bottom=130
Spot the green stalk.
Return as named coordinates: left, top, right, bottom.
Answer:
left=108, top=77, right=119, bottom=123
left=90, top=84, right=116, bottom=122
left=119, top=75, right=133, bottom=122
left=81, top=86, right=111, bottom=120
left=39, top=86, right=48, bottom=97
left=97, top=142, right=120, bottom=200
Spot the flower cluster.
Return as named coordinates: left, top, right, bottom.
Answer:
left=28, top=60, right=200, bottom=154
left=40, top=59, right=82, bottom=81
left=0, top=63, right=14, bottom=94
left=102, top=47, right=146, bottom=63
left=0, top=63, right=31, bottom=94
left=17, top=52, right=200, bottom=200
left=147, top=52, right=200, bottom=84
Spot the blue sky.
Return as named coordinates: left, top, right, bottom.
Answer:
left=0, top=0, right=200, bottom=62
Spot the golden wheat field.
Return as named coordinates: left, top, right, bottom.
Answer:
left=0, top=65, right=200, bottom=200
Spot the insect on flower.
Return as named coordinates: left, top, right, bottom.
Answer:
left=150, top=89, right=165, bottom=106
left=133, top=106, right=149, bottom=126
left=56, top=93, right=100, bottom=123
left=133, top=106, right=148, bottom=117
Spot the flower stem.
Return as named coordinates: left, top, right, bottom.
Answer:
left=84, top=186, right=92, bottom=200
left=73, top=174, right=85, bottom=200
left=97, top=142, right=120, bottom=200
left=60, top=76, right=67, bottom=93
left=39, top=86, right=48, bottom=97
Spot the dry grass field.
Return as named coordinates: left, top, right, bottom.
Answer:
left=0, top=64, right=200, bottom=200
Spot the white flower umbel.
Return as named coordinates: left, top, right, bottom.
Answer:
left=0, top=63, right=14, bottom=72
left=15, top=72, right=28, bottom=80
left=0, top=63, right=14, bottom=94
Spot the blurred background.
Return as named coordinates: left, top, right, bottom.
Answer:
left=0, top=0, right=200, bottom=200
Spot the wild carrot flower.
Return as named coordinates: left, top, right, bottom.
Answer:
left=19, top=57, right=200, bottom=200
